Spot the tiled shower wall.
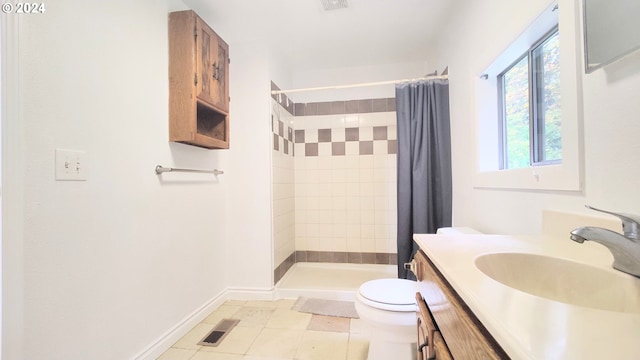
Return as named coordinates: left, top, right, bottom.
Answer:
left=271, top=98, right=296, bottom=283
left=271, top=82, right=399, bottom=283
left=293, top=109, right=398, bottom=262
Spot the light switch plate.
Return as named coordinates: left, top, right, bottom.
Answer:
left=55, top=149, right=86, bottom=181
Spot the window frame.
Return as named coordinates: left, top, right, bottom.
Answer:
left=473, top=0, right=582, bottom=192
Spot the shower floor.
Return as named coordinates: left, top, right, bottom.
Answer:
left=275, top=262, right=397, bottom=301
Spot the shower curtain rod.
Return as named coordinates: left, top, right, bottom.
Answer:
left=270, top=74, right=448, bottom=95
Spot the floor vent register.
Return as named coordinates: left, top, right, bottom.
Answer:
left=198, top=318, right=240, bottom=347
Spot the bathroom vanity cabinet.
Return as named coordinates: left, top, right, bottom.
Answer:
left=414, top=250, right=508, bottom=359
left=168, top=10, right=230, bottom=149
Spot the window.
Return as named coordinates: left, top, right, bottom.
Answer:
left=474, top=1, right=582, bottom=191
left=499, top=29, right=561, bottom=170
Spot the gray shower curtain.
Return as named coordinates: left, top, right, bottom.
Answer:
left=396, top=79, right=452, bottom=279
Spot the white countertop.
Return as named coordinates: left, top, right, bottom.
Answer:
left=413, top=233, right=640, bottom=360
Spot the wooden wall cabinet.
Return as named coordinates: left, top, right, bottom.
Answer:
left=414, top=250, right=509, bottom=359
left=169, top=10, right=230, bottom=149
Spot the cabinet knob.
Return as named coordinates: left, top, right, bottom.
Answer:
left=404, top=259, right=418, bottom=275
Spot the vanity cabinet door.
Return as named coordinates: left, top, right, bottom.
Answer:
left=417, top=292, right=454, bottom=360
left=416, top=292, right=435, bottom=360
left=417, top=314, right=430, bottom=360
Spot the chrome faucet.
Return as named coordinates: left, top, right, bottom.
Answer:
left=570, top=205, right=640, bottom=277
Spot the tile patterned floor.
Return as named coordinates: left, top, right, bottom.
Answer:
left=158, top=299, right=370, bottom=360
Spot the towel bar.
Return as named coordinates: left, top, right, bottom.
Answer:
left=155, top=165, right=224, bottom=176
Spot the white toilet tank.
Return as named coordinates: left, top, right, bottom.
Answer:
left=436, top=226, right=482, bottom=235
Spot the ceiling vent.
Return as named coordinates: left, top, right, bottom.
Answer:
left=321, top=0, right=348, bottom=11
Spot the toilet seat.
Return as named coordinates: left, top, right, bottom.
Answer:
left=357, top=279, right=416, bottom=312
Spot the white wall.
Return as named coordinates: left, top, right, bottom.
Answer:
left=8, top=0, right=274, bottom=358
left=1, top=12, right=24, bottom=360
left=430, top=0, right=640, bottom=234
left=223, top=39, right=274, bottom=291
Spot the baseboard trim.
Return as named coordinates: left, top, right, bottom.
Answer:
left=132, top=286, right=275, bottom=360
left=225, top=286, right=276, bottom=301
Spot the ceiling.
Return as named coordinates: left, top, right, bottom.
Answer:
left=183, top=0, right=456, bottom=72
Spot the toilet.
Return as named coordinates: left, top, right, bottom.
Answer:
left=355, top=227, right=483, bottom=360
left=355, top=278, right=418, bottom=360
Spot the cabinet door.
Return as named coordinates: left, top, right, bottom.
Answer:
left=195, top=18, right=218, bottom=106
left=210, top=36, right=229, bottom=112
left=416, top=292, right=436, bottom=360
left=417, top=290, right=455, bottom=360
left=417, top=315, right=430, bottom=360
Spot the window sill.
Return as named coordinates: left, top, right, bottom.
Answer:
left=474, top=163, right=581, bottom=192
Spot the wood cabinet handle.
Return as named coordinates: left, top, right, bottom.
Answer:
left=212, top=62, right=219, bottom=80
left=419, top=335, right=436, bottom=360
left=418, top=339, right=429, bottom=352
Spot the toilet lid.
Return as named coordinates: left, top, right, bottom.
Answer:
left=358, top=279, right=416, bottom=307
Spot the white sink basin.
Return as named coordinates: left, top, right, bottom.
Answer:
left=475, top=252, right=640, bottom=313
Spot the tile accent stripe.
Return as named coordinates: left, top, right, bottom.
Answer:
left=295, top=126, right=397, bottom=156
left=271, top=81, right=295, bottom=115
left=295, top=98, right=396, bottom=116
left=295, top=251, right=397, bottom=265
left=271, top=113, right=294, bottom=157
left=274, top=252, right=296, bottom=284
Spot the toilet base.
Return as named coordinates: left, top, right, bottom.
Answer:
left=366, top=322, right=416, bottom=360
left=367, top=339, right=416, bottom=360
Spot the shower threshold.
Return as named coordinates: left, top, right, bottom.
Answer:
left=274, top=262, right=396, bottom=301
